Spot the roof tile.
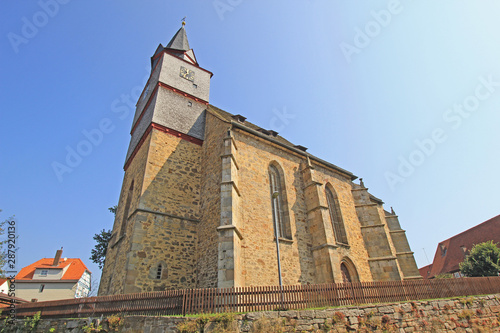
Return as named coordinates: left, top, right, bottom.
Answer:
left=16, top=258, right=90, bottom=281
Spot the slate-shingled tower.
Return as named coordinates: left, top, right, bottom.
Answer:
left=99, top=25, right=421, bottom=295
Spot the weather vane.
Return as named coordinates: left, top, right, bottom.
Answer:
left=182, top=16, right=186, bottom=26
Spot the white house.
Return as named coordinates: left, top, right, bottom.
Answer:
left=16, top=249, right=91, bottom=302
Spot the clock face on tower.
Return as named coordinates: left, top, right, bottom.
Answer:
left=180, top=66, right=195, bottom=82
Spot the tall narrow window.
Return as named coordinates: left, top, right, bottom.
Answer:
left=269, top=164, right=291, bottom=239
left=326, top=186, right=348, bottom=245
left=120, top=180, right=134, bottom=237
left=156, top=264, right=162, bottom=279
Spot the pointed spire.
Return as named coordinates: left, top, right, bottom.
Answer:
left=306, top=156, right=314, bottom=169
left=166, top=24, right=190, bottom=51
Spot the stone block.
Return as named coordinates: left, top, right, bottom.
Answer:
left=299, top=310, right=315, bottom=319
left=314, top=309, right=328, bottom=319
left=280, top=310, right=298, bottom=318
left=379, top=305, right=395, bottom=313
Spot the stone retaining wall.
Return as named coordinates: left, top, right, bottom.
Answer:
left=3, top=294, right=500, bottom=332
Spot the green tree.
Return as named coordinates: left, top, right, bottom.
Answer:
left=90, top=206, right=115, bottom=270
left=459, top=241, right=500, bottom=277
left=108, top=205, right=117, bottom=216
left=90, top=229, right=112, bottom=270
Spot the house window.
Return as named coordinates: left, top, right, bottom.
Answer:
left=40, top=270, right=48, bottom=277
left=269, top=164, right=291, bottom=240
left=39, top=284, right=45, bottom=292
left=156, top=264, right=163, bottom=279
left=326, top=186, right=348, bottom=245
left=440, top=244, right=447, bottom=257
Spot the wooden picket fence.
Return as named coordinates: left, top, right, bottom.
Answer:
left=10, top=277, right=500, bottom=319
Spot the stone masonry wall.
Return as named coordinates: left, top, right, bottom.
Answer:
left=11, top=294, right=500, bottom=332
left=99, top=132, right=152, bottom=296
left=312, top=164, right=373, bottom=283
left=124, top=129, right=202, bottom=293
left=124, top=211, right=198, bottom=292
left=100, top=127, right=203, bottom=295
left=352, top=183, right=403, bottom=281
left=235, top=130, right=316, bottom=286
left=197, top=111, right=230, bottom=288
left=140, top=129, right=202, bottom=220
left=235, top=127, right=373, bottom=286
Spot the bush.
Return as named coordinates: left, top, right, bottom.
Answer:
left=460, top=241, right=500, bottom=277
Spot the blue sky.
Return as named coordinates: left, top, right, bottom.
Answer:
left=1, top=1, right=500, bottom=289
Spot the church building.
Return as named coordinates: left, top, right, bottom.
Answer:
left=99, top=24, right=421, bottom=295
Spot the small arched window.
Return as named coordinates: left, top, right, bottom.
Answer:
left=326, top=186, right=348, bottom=245
left=340, top=259, right=359, bottom=283
left=120, top=180, right=134, bottom=237
left=340, top=263, right=351, bottom=283
left=156, top=264, right=163, bottom=279
left=269, top=164, right=291, bottom=239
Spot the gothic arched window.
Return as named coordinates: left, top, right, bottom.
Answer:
left=340, top=258, right=359, bottom=283
left=120, top=180, right=134, bottom=237
left=326, top=186, right=348, bottom=245
left=269, top=164, right=291, bottom=240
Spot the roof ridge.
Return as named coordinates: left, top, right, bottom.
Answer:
left=438, top=214, right=500, bottom=244
left=206, top=105, right=357, bottom=180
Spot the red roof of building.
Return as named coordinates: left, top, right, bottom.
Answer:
left=419, top=264, right=433, bottom=279
left=421, top=214, right=500, bottom=279
left=16, top=258, right=90, bottom=281
left=0, top=279, right=8, bottom=286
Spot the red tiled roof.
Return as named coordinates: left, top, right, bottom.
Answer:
left=16, top=258, right=90, bottom=281
left=0, top=279, right=8, bottom=286
left=422, top=214, right=500, bottom=278
left=419, top=264, right=433, bottom=279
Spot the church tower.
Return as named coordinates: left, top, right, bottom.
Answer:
left=99, top=23, right=212, bottom=295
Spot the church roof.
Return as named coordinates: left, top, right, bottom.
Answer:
left=166, top=26, right=190, bottom=51
left=208, top=105, right=357, bottom=181
left=209, top=105, right=295, bottom=147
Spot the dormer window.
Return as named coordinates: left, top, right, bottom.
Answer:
left=231, top=114, right=247, bottom=123
left=257, top=128, right=271, bottom=136
left=40, top=270, right=48, bottom=277
left=268, top=130, right=279, bottom=137
left=294, top=145, right=308, bottom=152
left=440, top=244, right=447, bottom=256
